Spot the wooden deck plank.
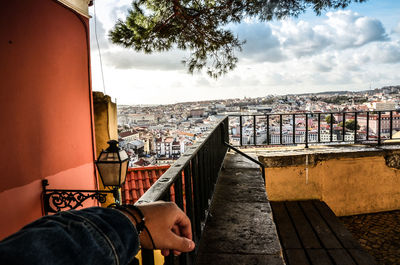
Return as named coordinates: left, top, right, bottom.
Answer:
left=312, top=201, right=361, bottom=249
left=286, top=201, right=321, bottom=249
left=285, top=249, right=309, bottom=265
left=306, top=249, right=334, bottom=265
left=328, top=249, right=357, bottom=265
left=299, top=201, right=342, bottom=249
left=270, top=201, right=303, bottom=249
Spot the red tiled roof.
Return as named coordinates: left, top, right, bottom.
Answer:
left=119, top=130, right=138, bottom=138
left=122, top=165, right=171, bottom=204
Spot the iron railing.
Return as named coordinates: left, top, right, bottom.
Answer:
left=136, top=117, right=229, bottom=265
left=229, top=110, right=400, bottom=148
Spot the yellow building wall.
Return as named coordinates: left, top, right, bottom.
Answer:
left=263, top=154, right=400, bottom=216
left=93, top=92, right=119, bottom=205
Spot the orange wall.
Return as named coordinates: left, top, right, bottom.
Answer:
left=0, top=0, right=97, bottom=239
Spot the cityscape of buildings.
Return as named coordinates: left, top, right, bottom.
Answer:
left=118, top=85, right=400, bottom=167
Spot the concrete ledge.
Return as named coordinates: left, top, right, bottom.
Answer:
left=257, top=145, right=400, bottom=169
left=195, top=153, right=284, bottom=265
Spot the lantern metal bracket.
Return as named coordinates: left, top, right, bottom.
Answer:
left=41, top=180, right=120, bottom=215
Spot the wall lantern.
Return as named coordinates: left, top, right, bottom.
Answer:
left=96, top=140, right=129, bottom=188
left=42, top=140, right=129, bottom=215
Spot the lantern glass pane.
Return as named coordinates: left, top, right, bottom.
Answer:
left=120, top=160, right=128, bottom=184
left=99, top=152, right=119, bottom=162
left=97, top=163, right=121, bottom=186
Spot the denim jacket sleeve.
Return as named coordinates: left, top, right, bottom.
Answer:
left=0, top=207, right=140, bottom=265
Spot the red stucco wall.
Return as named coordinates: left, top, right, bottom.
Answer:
left=0, top=0, right=97, bottom=239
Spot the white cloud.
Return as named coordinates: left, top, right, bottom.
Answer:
left=89, top=2, right=400, bottom=104
left=273, top=11, right=388, bottom=61
left=322, top=11, right=387, bottom=48
left=234, top=23, right=286, bottom=62
left=393, top=22, right=400, bottom=34
left=103, top=49, right=187, bottom=71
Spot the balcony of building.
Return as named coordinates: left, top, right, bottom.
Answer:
left=131, top=112, right=400, bottom=265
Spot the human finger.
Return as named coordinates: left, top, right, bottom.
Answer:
left=175, top=210, right=193, bottom=240
left=166, top=229, right=195, bottom=253
left=161, top=249, right=170, bottom=256
left=172, top=225, right=182, bottom=256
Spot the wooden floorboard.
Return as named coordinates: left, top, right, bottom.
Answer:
left=270, top=201, right=302, bottom=249
left=286, top=201, right=321, bottom=249
left=306, top=249, right=334, bottom=265
left=299, top=201, right=342, bottom=249
left=270, top=200, right=377, bottom=265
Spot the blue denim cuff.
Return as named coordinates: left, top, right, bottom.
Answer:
left=0, top=207, right=140, bottom=265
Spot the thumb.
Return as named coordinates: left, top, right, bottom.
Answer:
left=169, top=233, right=195, bottom=252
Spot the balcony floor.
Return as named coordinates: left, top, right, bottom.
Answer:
left=195, top=153, right=285, bottom=265
left=271, top=200, right=376, bottom=265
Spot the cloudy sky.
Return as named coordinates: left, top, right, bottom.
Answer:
left=89, top=0, right=400, bottom=105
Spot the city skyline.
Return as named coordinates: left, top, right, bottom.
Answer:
left=90, top=0, right=400, bottom=105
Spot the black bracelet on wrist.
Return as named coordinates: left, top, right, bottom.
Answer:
left=108, top=204, right=156, bottom=249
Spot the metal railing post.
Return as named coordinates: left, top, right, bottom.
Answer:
left=354, top=112, right=358, bottom=144
left=305, top=113, right=309, bottom=148
left=280, top=115, right=283, bottom=145
left=342, top=112, right=346, bottom=142
left=267, top=115, right=270, bottom=145
left=366, top=112, right=370, bottom=141
left=293, top=114, right=296, bottom=144
left=390, top=111, right=393, bottom=139
left=330, top=113, right=333, bottom=142
left=239, top=115, right=243, bottom=146
left=253, top=115, right=257, bottom=146
left=318, top=113, right=321, bottom=143
left=378, top=111, right=382, bottom=145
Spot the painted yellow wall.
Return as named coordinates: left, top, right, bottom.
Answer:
left=263, top=154, right=400, bottom=216
left=135, top=250, right=164, bottom=265
left=93, top=92, right=119, bottom=205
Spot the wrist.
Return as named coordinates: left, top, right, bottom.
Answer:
left=108, top=204, right=155, bottom=249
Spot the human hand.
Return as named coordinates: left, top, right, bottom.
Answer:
left=136, top=201, right=195, bottom=256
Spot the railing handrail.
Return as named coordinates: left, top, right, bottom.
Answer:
left=229, top=110, right=400, bottom=148
left=228, top=109, right=400, bottom=116
left=136, top=116, right=228, bottom=204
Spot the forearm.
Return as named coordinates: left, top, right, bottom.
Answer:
left=0, top=207, right=139, bottom=265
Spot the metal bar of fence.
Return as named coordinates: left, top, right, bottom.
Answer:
left=224, top=142, right=266, bottom=183
left=354, top=112, right=358, bottom=144
left=378, top=111, right=382, bottom=145
left=267, top=115, right=270, bottom=145
left=253, top=115, right=257, bottom=146
left=191, top=154, right=201, bottom=243
left=280, top=115, right=283, bottom=145
left=164, top=188, right=174, bottom=265
left=198, top=148, right=205, bottom=221
left=239, top=116, right=243, bottom=146
left=183, top=164, right=196, bottom=264
left=142, top=249, right=154, bottom=265
left=305, top=113, right=309, bottom=148
left=175, top=173, right=188, bottom=265
left=390, top=111, right=393, bottom=139
left=330, top=113, right=333, bottom=142
left=342, top=112, right=346, bottom=141
left=318, top=113, right=321, bottom=143
left=293, top=114, right=296, bottom=144
left=366, top=112, right=370, bottom=141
